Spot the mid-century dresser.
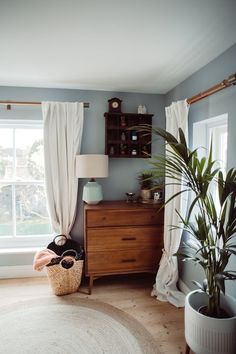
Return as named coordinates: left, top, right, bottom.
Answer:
left=84, top=200, right=164, bottom=294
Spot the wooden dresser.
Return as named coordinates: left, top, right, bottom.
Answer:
left=84, top=200, right=164, bottom=294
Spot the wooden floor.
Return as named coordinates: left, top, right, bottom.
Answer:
left=0, top=273, right=185, bottom=354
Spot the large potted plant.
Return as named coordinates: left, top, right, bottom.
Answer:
left=138, top=125, right=236, bottom=354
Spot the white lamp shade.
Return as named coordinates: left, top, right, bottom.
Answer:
left=76, top=154, right=108, bottom=178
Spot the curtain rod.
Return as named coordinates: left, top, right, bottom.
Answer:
left=1, top=73, right=235, bottom=108
left=0, top=101, right=90, bottom=110
left=187, top=73, right=236, bottom=105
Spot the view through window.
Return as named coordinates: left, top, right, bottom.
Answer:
left=193, top=113, right=228, bottom=212
left=0, top=120, right=52, bottom=246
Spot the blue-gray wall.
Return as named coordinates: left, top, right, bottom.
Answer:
left=0, top=87, right=165, bottom=266
left=166, top=43, right=236, bottom=298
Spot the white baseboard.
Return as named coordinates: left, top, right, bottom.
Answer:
left=178, top=278, right=191, bottom=295
left=0, top=265, right=47, bottom=279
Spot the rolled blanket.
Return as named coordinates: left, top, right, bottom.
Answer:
left=33, top=249, right=59, bottom=272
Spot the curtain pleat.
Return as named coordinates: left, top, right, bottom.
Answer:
left=152, top=99, right=189, bottom=307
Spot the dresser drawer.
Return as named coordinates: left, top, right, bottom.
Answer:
left=86, top=209, right=163, bottom=227
left=86, top=249, right=161, bottom=274
left=86, top=226, right=163, bottom=251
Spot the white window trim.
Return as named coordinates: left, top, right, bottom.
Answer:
left=0, top=119, right=52, bottom=249
left=193, top=113, right=228, bottom=157
left=191, top=113, right=228, bottom=224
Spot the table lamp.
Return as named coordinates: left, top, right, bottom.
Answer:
left=76, top=154, right=108, bottom=204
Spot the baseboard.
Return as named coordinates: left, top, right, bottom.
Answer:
left=178, top=278, right=191, bottom=295
left=0, top=265, right=47, bottom=279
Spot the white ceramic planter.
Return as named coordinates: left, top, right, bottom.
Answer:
left=185, top=291, right=236, bottom=354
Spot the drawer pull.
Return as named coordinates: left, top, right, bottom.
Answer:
left=122, top=237, right=136, bottom=241
left=121, top=259, right=136, bottom=263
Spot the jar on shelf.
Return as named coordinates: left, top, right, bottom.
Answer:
left=131, top=148, right=137, bottom=156
left=131, top=131, right=138, bottom=141
left=137, top=105, right=147, bottom=114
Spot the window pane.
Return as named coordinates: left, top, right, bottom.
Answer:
left=15, top=128, right=44, bottom=181
left=0, top=128, right=13, bottom=180
left=0, top=184, right=13, bottom=236
left=15, top=184, right=51, bottom=235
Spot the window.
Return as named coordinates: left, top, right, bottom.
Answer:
left=193, top=113, right=228, bottom=211
left=0, top=119, right=52, bottom=248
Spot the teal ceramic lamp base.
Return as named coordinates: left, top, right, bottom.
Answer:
left=82, top=180, right=103, bottom=204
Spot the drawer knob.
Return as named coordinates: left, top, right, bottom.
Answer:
left=121, top=259, right=136, bottom=263
left=122, top=237, right=136, bottom=241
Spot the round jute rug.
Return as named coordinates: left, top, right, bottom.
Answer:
left=0, top=295, right=159, bottom=354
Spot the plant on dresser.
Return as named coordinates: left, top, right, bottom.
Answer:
left=83, top=200, right=164, bottom=294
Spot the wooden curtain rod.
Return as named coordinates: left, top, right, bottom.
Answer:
left=1, top=73, right=235, bottom=109
left=187, top=73, right=236, bottom=105
left=0, top=101, right=90, bottom=110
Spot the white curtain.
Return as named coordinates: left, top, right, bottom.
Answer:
left=42, top=102, right=84, bottom=238
left=152, top=99, right=189, bottom=307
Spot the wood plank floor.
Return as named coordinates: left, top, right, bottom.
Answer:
left=0, top=273, right=185, bottom=354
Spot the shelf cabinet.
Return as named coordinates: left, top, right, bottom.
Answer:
left=84, top=201, right=164, bottom=294
left=104, top=112, right=153, bottom=158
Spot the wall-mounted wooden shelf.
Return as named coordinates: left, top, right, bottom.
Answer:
left=104, top=112, right=153, bottom=158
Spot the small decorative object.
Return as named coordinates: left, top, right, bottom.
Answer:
left=108, top=97, right=122, bottom=113
left=125, top=192, right=135, bottom=203
left=142, top=105, right=147, bottom=114
left=131, top=131, right=138, bottom=141
left=138, top=105, right=143, bottom=114
left=121, top=131, right=126, bottom=141
left=153, top=192, right=160, bottom=202
left=131, top=148, right=137, bottom=155
left=142, top=145, right=148, bottom=155
left=120, top=144, right=126, bottom=155
left=109, top=145, right=115, bottom=155
left=137, top=105, right=147, bottom=114
left=120, top=115, right=126, bottom=127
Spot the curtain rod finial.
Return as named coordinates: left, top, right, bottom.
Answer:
left=228, top=73, right=236, bottom=85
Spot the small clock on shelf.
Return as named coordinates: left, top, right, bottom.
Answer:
left=108, top=97, right=122, bottom=113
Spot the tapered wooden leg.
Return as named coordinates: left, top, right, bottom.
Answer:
left=89, top=276, right=93, bottom=295
left=185, top=343, right=190, bottom=354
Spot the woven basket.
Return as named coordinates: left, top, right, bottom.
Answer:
left=47, top=250, right=83, bottom=296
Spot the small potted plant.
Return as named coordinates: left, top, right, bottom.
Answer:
left=138, top=171, right=153, bottom=202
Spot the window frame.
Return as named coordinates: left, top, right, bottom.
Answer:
left=192, top=113, right=228, bottom=218
left=0, top=119, right=52, bottom=249
left=192, top=113, right=228, bottom=162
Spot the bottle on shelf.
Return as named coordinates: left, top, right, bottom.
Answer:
left=121, top=131, right=126, bottom=141
left=109, top=145, right=115, bottom=155
left=120, top=144, right=127, bottom=155
left=131, top=148, right=137, bottom=156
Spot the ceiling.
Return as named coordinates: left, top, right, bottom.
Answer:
left=0, top=0, right=236, bottom=94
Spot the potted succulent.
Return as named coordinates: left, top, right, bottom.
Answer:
left=137, top=170, right=153, bottom=202
left=138, top=124, right=236, bottom=354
